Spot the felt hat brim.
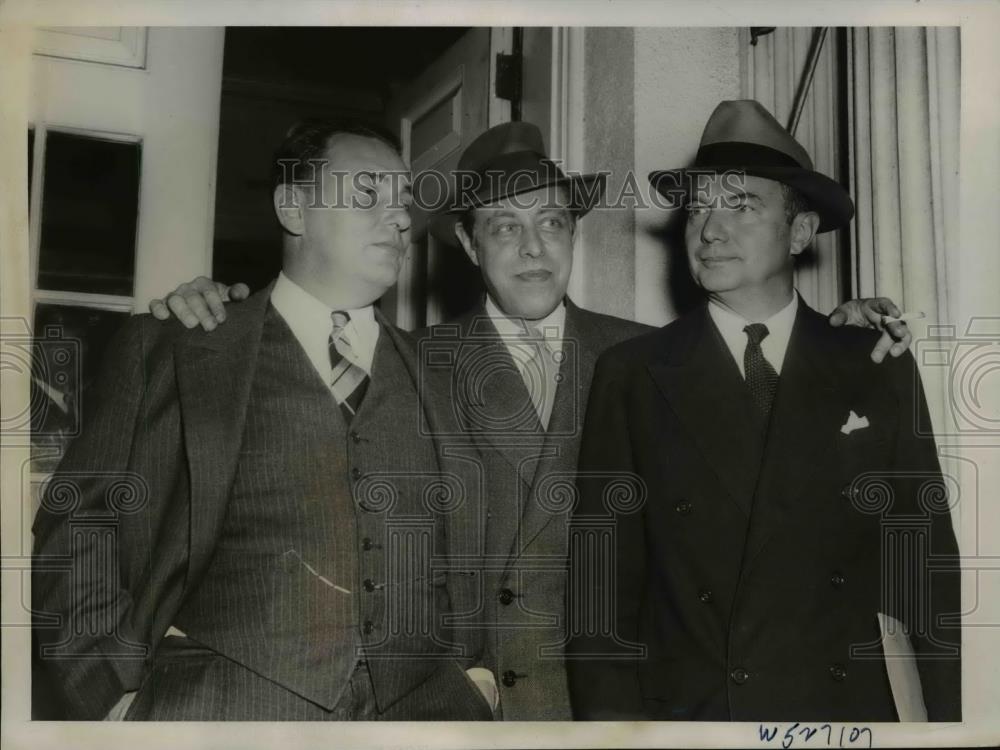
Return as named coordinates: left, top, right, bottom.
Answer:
left=428, top=166, right=607, bottom=245
left=649, top=164, right=854, bottom=233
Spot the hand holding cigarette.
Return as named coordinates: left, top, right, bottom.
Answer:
left=881, top=311, right=925, bottom=325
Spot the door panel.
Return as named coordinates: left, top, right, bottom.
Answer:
left=385, top=27, right=508, bottom=329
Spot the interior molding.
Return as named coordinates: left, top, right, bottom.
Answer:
left=549, top=27, right=587, bottom=305
left=34, top=27, right=148, bottom=70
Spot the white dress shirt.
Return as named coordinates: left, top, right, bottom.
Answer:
left=707, top=292, right=798, bottom=378
left=270, top=271, right=380, bottom=383
left=485, top=294, right=566, bottom=368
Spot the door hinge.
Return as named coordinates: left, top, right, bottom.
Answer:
left=495, top=52, right=522, bottom=104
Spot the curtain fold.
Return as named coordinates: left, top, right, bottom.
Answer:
left=747, top=27, right=844, bottom=315
left=849, top=27, right=961, bottom=436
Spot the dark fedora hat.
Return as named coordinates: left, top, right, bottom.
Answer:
left=648, top=99, right=854, bottom=232
left=428, top=121, right=606, bottom=244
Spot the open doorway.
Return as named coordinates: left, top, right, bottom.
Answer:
left=212, top=27, right=515, bottom=329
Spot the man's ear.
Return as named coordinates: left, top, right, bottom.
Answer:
left=789, top=211, right=821, bottom=256
left=273, top=184, right=305, bottom=236
left=454, top=221, right=480, bottom=267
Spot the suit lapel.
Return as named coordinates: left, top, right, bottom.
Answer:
left=742, top=304, right=846, bottom=565
left=514, top=300, right=598, bottom=556
left=175, top=281, right=273, bottom=579
left=452, top=306, right=545, bottom=491
left=646, top=306, right=762, bottom=517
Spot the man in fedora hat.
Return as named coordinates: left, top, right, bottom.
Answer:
left=567, top=100, right=961, bottom=721
left=149, top=115, right=915, bottom=720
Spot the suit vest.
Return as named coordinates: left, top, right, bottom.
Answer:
left=176, top=304, right=451, bottom=712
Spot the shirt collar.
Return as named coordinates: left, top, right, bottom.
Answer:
left=269, top=271, right=379, bottom=377
left=484, top=294, right=567, bottom=350
left=707, top=291, right=799, bottom=376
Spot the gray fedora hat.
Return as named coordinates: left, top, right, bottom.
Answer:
left=648, top=100, right=854, bottom=232
left=428, top=121, right=606, bottom=244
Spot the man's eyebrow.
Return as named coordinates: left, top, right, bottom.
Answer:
left=727, top=190, right=763, bottom=203
left=371, top=170, right=411, bottom=182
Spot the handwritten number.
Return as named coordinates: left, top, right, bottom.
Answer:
left=782, top=722, right=800, bottom=749
left=758, top=723, right=872, bottom=748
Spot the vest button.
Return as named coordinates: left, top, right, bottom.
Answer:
left=352, top=467, right=362, bottom=480
left=362, top=537, right=374, bottom=551
left=362, top=620, right=375, bottom=635
left=363, top=579, right=377, bottom=593
left=730, top=667, right=749, bottom=685
left=675, top=501, right=692, bottom=515
left=498, top=588, right=515, bottom=606
left=501, top=670, right=518, bottom=687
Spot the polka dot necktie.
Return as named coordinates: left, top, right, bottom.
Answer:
left=328, top=311, right=370, bottom=423
left=743, top=322, right=778, bottom=419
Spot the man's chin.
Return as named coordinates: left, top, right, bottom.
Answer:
left=693, top=273, right=740, bottom=295
left=507, top=299, right=562, bottom=321
left=366, top=261, right=402, bottom=284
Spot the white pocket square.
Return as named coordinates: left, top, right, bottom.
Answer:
left=840, top=410, right=870, bottom=435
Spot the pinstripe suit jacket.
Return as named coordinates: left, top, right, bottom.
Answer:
left=31, top=283, right=489, bottom=720
left=416, top=299, right=652, bottom=719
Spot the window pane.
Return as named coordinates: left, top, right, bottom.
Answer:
left=37, top=131, right=140, bottom=296
left=30, top=303, right=128, bottom=472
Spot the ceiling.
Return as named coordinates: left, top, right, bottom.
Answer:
left=223, top=27, right=471, bottom=100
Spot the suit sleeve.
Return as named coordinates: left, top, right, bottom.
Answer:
left=566, top=352, right=648, bottom=719
left=31, top=317, right=178, bottom=719
left=887, top=351, right=961, bottom=721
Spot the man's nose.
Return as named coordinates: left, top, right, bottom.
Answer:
left=519, top=227, right=543, bottom=258
left=700, top=209, right=727, bottom=243
left=384, top=200, right=411, bottom=234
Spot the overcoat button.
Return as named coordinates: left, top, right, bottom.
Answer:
left=501, top=670, right=518, bottom=687
left=498, top=588, right=515, bottom=606
left=730, top=667, right=749, bottom=685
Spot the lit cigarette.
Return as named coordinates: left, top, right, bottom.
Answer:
left=881, top=311, right=925, bottom=324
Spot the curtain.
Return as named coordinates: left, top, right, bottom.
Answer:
left=746, top=27, right=845, bottom=316
left=848, top=27, right=961, bottom=436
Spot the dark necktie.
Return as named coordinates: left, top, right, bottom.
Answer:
left=743, top=322, right=778, bottom=419
left=328, top=310, right=370, bottom=422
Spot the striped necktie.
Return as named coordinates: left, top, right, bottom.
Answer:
left=743, top=322, right=778, bottom=419
left=522, top=325, right=560, bottom=430
left=328, top=310, right=370, bottom=422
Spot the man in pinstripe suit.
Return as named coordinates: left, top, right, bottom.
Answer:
left=31, top=119, right=493, bottom=721
left=147, top=120, right=911, bottom=720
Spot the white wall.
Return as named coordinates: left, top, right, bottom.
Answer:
left=633, top=27, right=743, bottom=325
left=29, top=27, right=224, bottom=309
